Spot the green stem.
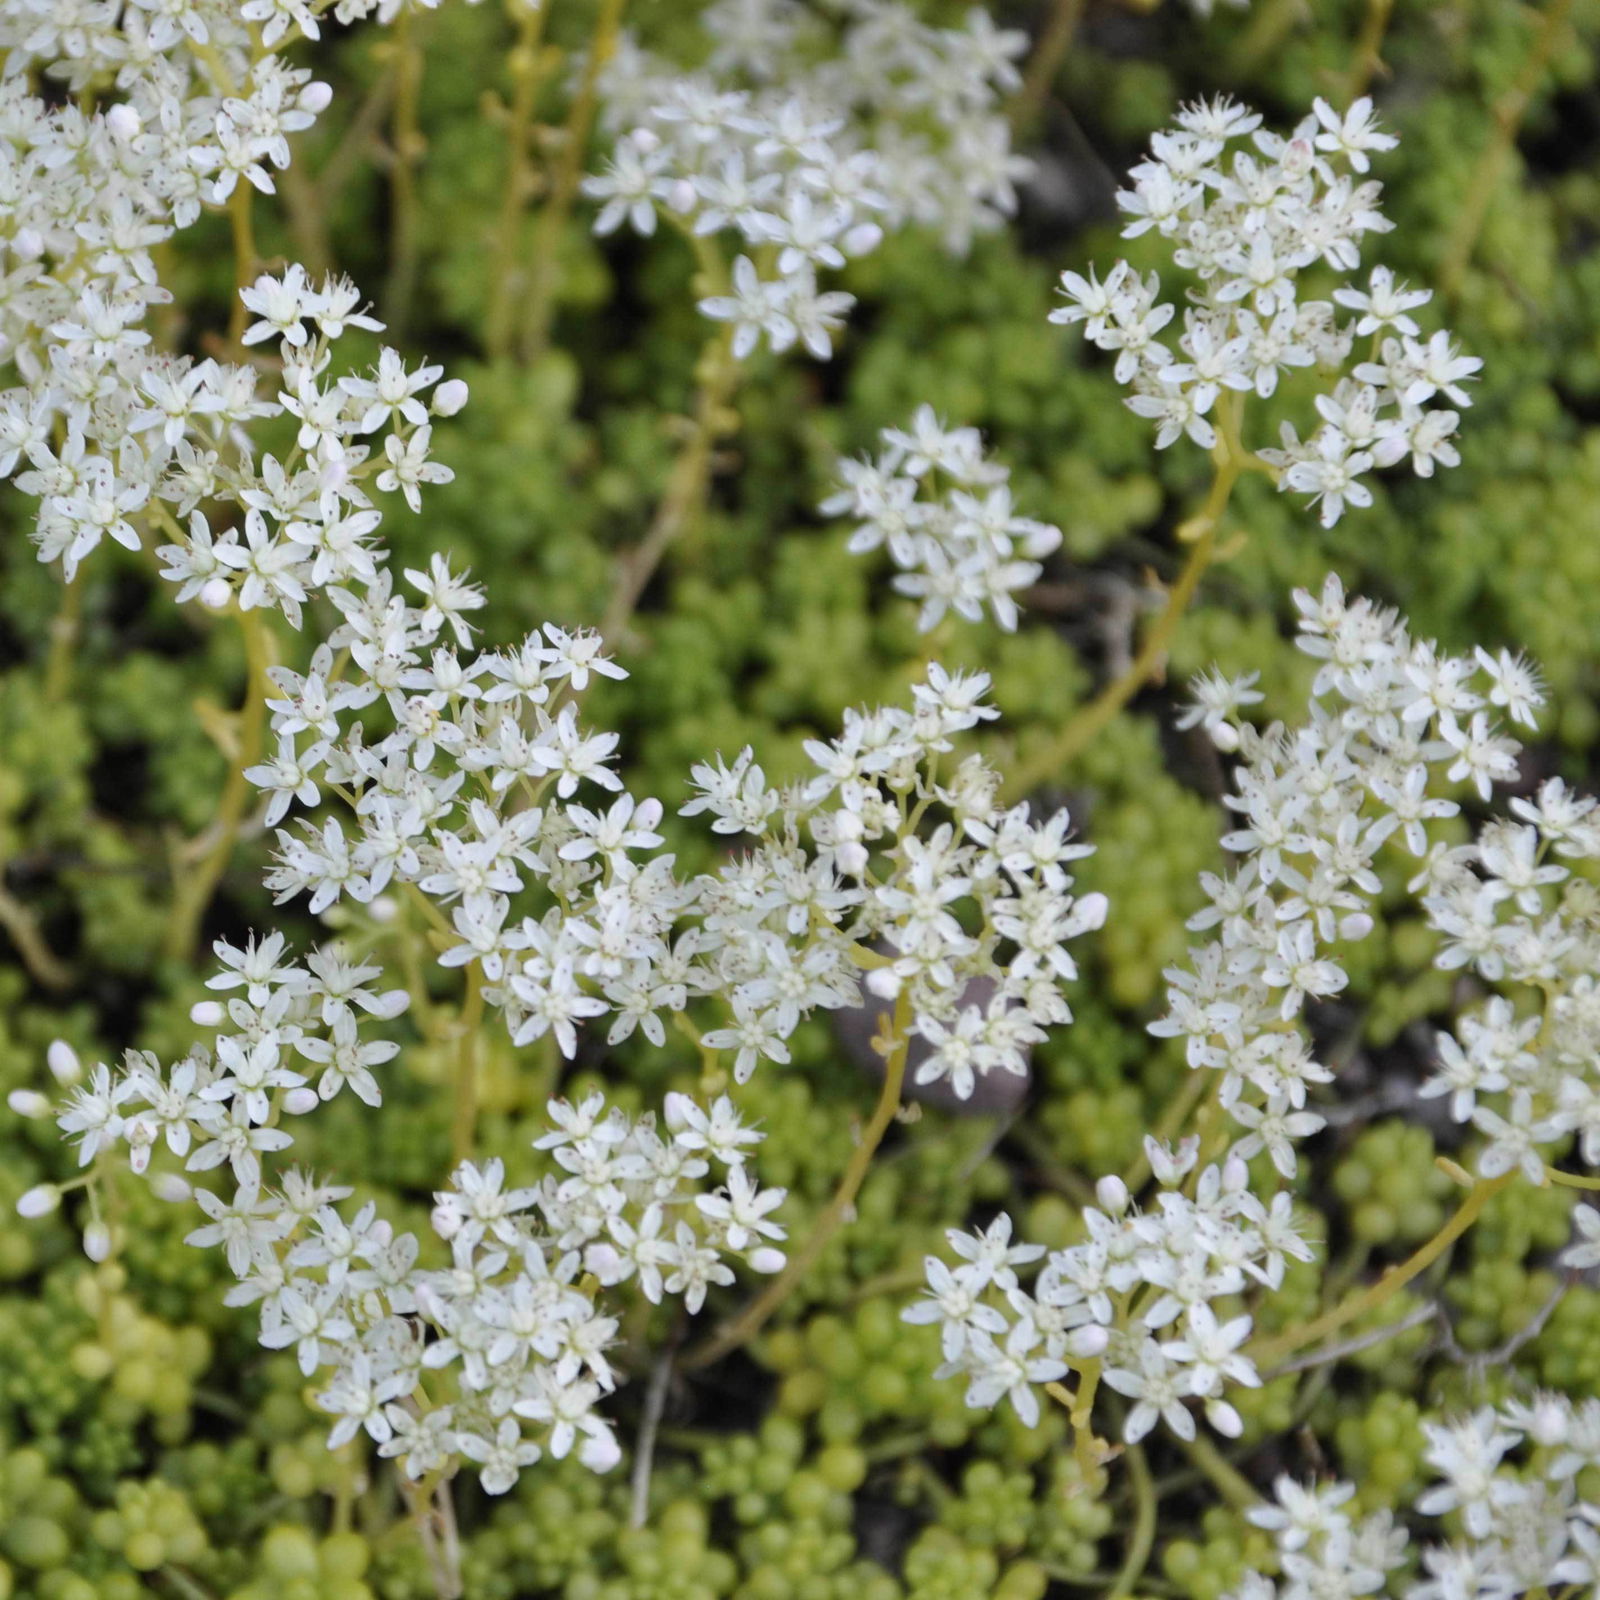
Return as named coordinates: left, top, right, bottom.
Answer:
left=44, top=569, right=82, bottom=702
left=227, top=183, right=257, bottom=349
left=1178, top=1432, right=1259, bottom=1512
left=520, top=0, right=629, bottom=361
left=680, top=993, right=911, bottom=1370
left=1343, top=0, right=1395, bottom=99
left=1005, top=395, right=1248, bottom=801
left=450, top=963, right=486, bottom=1167
left=1227, top=0, right=1305, bottom=79
left=1008, top=0, right=1085, bottom=139
left=1119, top=1067, right=1213, bottom=1194
left=1004, top=518, right=1219, bottom=800
left=1108, top=1443, right=1157, bottom=1600
left=382, top=7, right=427, bottom=337
left=1248, top=1172, right=1513, bottom=1367
left=0, top=881, right=72, bottom=990
left=1543, top=1166, right=1600, bottom=1191
left=164, top=606, right=272, bottom=964
left=1437, top=0, right=1573, bottom=306
left=599, top=315, right=740, bottom=644
left=483, top=0, right=552, bottom=361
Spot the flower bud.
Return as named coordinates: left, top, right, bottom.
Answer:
left=7, top=1089, right=52, bottom=1120
left=83, top=1221, right=113, bottom=1262
left=17, top=1183, right=60, bottom=1218
left=843, top=222, right=883, bottom=258
left=578, top=1428, right=621, bottom=1474
left=1066, top=1324, right=1110, bottom=1360
left=748, top=1246, right=786, bottom=1274
left=47, top=1039, right=82, bottom=1086
left=865, top=966, right=900, bottom=1000
left=199, top=577, right=233, bottom=611
left=836, top=841, right=868, bottom=876
left=584, top=1242, right=622, bottom=1284
left=299, top=81, right=334, bottom=114
left=189, top=1000, right=225, bottom=1026
left=105, top=104, right=142, bottom=140
left=283, top=1087, right=320, bottom=1116
left=151, top=1173, right=192, bottom=1204
left=432, top=378, right=469, bottom=417
left=1094, top=1175, right=1129, bottom=1215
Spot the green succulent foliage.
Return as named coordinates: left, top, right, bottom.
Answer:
left=4, top=0, right=1600, bottom=1596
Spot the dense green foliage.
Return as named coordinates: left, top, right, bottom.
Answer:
left=3, top=0, right=1600, bottom=1596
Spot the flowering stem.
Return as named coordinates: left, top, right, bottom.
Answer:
left=164, top=605, right=272, bottom=964
left=1119, top=1068, right=1213, bottom=1194
left=227, top=184, right=257, bottom=349
left=399, top=1472, right=462, bottom=1600
left=1247, top=1172, right=1514, bottom=1367
left=520, top=0, right=629, bottom=362
left=1542, top=1166, right=1600, bottom=1191
left=1177, top=1431, right=1259, bottom=1512
left=382, top=7, right=428, bottom=338
left=1344, top=0, right=1396, bottom=99
left=0, top=881, right=72, bottom=991
left=1437, top=0, right=1573, bottom=306
left=450, top=962, right=486, bottom=1167
left=1108, top=1443, right=1156, bottom=1600
left=1009, top=0, right=1085, bottom=138
left=1228, top=0, right=1305, bottom=79
left=681, top=993, right=911, bottom=1371
left=1069, top=1356, right=1104, bottom=1471
left=1004, top=517, right=1220, bottom=801
left=275, top=158, right=334, bottom=279
left=313, top=66, right=399, bottom=225
left=483, top=0, right=552, bottom=362
left=599, top=319, right=740, bottom=645
left=45, top=569, right=83, bottom=703
left=1006, top=392, right=1256, bottom=800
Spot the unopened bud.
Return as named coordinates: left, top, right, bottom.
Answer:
left=283, top=1087, right=319, bottom=1116
left=83, top=1221, right=113, bottom=1262
left=299, top=80, right=334, bottom=114
left=7, top=1089, right=52, bottom=1120
left=151, top=1173, right=192, bottom=1204
left=432, top=378, right=469, bottom=417
left=17, top=1183, right=60, bottom=1218
left=1094, top=1175, right=1128, bottom=1215
left=865, top=966, right=900, bottom=1001
left=47, top=1039, right=82, bottom=1086
left=105, top=104, right=142, bottom=141
left=189, top=1000, right=225, bottom=1027
left=198, top=577, right=232, bottom=612
left=1067, top=1324, right=1110, bottom=1360
left=843, top=222, right=883, bottom=258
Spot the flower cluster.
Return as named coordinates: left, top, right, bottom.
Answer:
left=1051, top=96, right=1479, bottom=524
left=0, top=0, right=466, bottom=586
left=821, top=405, right=1063, bottom=632
left=681, top=667, right=1106, bottom=1100
left=14, top=946, right=785, bottom=1498
left=913, top=576, right=1583, bottom=1447
left=1229, top=1396, right=1600, bottom=1600
left=585, top=0, right=1030, bottom=360
left=908, top=1155, right=1305, bottom=1440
